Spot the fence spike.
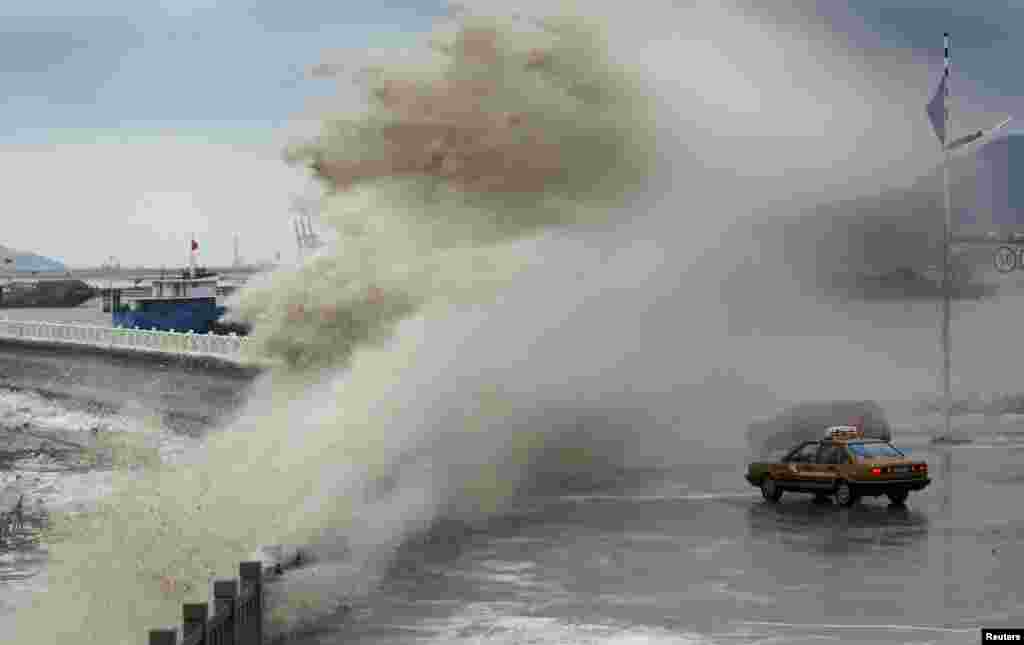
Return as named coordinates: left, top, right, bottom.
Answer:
left=213, top=578, right=238, bottom=645
left=183, top=602, right=208, bottom=645
left=148, top=628, right=177, bottom=645
left=214, top=578, right=238, bottom=600
left=240, top=560, right=265, bottom=643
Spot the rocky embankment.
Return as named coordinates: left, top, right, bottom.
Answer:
left=0, top=422, right=95, bottom=469
left=0, top=342, right=264, bottom=550
left=0, top=339, right=262, bottom=437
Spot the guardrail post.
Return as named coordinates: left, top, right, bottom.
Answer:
left=183, top=602, right=209, bottom=645
left=213, top=579, right=238, bottom=644
left=148, top=628, right=177, bottom=645
left=240, top=561, right=264, bottom=645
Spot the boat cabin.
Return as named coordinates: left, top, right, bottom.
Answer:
left=148, top=275, right=218, bottom=299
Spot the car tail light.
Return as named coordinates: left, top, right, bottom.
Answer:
left=870, top=467, right=882, bottom=475
left=913, top=463, right=928, bottom=472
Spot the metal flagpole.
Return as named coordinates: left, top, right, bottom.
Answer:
left=941, top=32, right=953, bottom=442
left=922, top=30, right=1012, bottom=528
left=938, top=40, right=954, bottom=617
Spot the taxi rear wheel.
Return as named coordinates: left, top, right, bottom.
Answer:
left=887, top=489, right=909, bottom=506
left=835, top=481, right=858, bottom=507
left=760, top=477, right=782, bottom=503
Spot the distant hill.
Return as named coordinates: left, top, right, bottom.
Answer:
left=0, top=245, right=66, bottom=272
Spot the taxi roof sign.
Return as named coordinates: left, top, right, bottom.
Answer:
left=825, top=425, right=863, bottom=439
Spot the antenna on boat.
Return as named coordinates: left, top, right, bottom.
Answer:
left=189, top=234, right=198, bottom=278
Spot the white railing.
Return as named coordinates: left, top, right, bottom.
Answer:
left=0, top=320, right=250, bottom=362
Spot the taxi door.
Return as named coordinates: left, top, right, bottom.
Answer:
left=782, top=442, right=820, bottom=490
left=807, top=443, right=844, bottom=490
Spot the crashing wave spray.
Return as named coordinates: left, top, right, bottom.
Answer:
left=12, top=5, right=665, bottom=643
left=237, top=11, right=658, bottom=370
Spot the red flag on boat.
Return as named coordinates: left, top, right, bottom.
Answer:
left=191, top=239, right=198, bottom=252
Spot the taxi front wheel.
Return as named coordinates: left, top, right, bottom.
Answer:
left=761, top=477, right=782, bottom=503
left=835, top=481, right=859, bottom=507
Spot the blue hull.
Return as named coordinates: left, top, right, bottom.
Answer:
left=113, top=301, right=227, bottom=333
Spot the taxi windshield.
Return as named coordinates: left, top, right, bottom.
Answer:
left=847, top=442, right=904, bottom=459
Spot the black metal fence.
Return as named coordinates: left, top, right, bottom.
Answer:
left=147, top=561, right=264, bottom=645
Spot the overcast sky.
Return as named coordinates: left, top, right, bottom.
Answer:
left=2, top=1, right=1022, bottom=267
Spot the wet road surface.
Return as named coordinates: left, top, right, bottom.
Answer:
left=0, top=325, right=1021, bottom=644
left=287, top=434, right=1022, bottom=645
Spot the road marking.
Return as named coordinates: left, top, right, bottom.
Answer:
left=738, top=620, right=975, bottom=634
left=562, top=492, right=760, bottom=502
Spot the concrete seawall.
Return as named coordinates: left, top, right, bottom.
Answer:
left=0, top=338, right=264, bottom=435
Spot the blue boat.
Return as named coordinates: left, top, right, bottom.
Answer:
left=112, top=268, right=229, bottom=334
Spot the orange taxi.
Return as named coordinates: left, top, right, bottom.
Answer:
left=745, top=426, right=930, bottom=506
